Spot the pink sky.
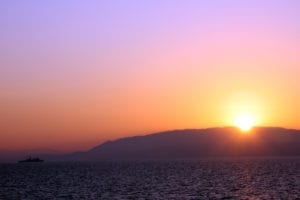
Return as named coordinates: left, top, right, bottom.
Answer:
left=0, top=0, right=299, bottom=151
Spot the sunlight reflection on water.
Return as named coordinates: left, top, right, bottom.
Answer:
left=0, top=158, right=299, bottom=199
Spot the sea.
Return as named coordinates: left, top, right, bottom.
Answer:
left=0, top=158, right=299, bottom=200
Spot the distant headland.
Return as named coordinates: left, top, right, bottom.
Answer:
left=60, top=127, right=300, bottom=161
left=1, top=127, right=300, bottom=162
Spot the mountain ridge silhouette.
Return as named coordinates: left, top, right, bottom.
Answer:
left=1, top=127, right=300, bottom=162
left=63, top=127, right=300, bottom=161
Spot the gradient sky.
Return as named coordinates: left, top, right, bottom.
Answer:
left=1, top=0, right=300, bottom=151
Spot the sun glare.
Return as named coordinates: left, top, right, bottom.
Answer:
left=234, top=114, right=255, bottom=131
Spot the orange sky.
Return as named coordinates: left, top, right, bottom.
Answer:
left=1, top=1, right=299, bottom=151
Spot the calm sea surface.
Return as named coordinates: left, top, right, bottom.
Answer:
left=0, top=158, right=299, bottom=200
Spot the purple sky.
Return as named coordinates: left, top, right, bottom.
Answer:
left=1, top=0, right=300, bottom=151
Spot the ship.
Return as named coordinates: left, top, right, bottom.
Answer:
left=18, top=157, right=44, bottom=163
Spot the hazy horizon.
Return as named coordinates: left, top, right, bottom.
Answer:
left=1, top=0, right=300, bottom=152
left=0, top=126, right=299, bottom=154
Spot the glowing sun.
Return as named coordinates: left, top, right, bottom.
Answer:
left=234, top=114, right=256, bottom=131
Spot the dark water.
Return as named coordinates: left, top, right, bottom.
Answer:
left=0, top=158, right=299, bottom=200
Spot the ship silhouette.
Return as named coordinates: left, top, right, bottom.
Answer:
left=18, top=157, right=44, bottom=163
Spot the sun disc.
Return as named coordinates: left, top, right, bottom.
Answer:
left=234, top=114, right=255, bottom=131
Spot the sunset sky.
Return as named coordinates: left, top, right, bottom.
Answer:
left=1, top=0, right=300, bottom=151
